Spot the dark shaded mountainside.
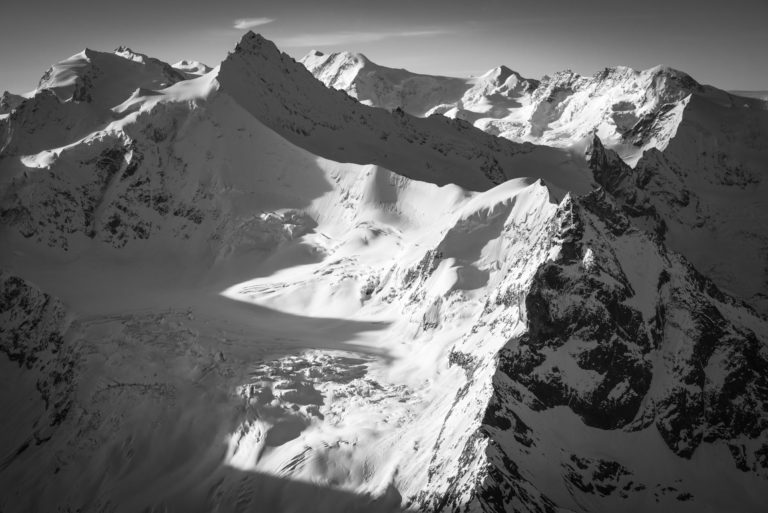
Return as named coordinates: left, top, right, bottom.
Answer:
left=0, top=32, right=767, bottom=513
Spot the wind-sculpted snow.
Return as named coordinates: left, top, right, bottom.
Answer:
left=1, top=32, right=767, bottom=513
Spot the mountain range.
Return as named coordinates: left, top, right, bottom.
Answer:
left=0, top=32, right=766, bottom=513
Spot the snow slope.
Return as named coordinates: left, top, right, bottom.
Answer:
left=1, top=32, right=767, bottom=513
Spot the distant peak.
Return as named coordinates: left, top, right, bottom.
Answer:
left=644, top=65, right=701, bottom=91
left=113, top=46, right=156, bottom=66
left=478, top=65, right=527, bottom=87
left=647, top=64, right=677, bottom=74
left=648, top=64, right=694, bottom=79
left=554, top=69, right=577, bottom=78
left=479, top=65, right=505, bottom=78
left=241, top=31, right=270, bottom=45
left=310, top=50, right=324, bottom=57
left=607, top=65, right=637, bottom=73
left=348, top=52, right=371, bottom=66
left=234, top=31, right=281, bottom=57
left=80, top=48, right=97, bottom=60
left=321, top=51, right=370, bottom=65
left=595, top=65, right=638, bottom=77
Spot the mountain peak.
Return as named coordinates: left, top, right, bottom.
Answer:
left=234, top=31, right=280, bottom=56
left=80, top=48, right=97, bottom=60
left=482, top=64, right=513, bottom=78
left=328, top=50, right=372, bottom=65
left=478, top=64, right=523, bottom=84
left=647, top=64, right=700, bottom=84
left=113, top=46, right=153, bottom=65
left=593, top=65, right=639, bottom=81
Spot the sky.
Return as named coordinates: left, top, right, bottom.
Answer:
left=0, top=0, right=766, bottom=93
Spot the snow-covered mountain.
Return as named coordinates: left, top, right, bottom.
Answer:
left=1, top=32, right=767, bottom=513
left=303, top=51, right=768, bottom=316
left=301, top=52, right=695, bottom=165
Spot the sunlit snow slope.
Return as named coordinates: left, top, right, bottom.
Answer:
left=1, top=32, right=767, bottom=513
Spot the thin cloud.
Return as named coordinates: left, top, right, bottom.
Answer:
left=278, top=29, right=447, bottom=48
left=233, top=17, right=275, bottom=30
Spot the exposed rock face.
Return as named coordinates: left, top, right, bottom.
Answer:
left=503, top=192, right=768, bottom=465
left=392, top=187, right=768, bottom=512
left=0, top=92, right=24, bottom=115
left=0, top=271, right=76, bottom=455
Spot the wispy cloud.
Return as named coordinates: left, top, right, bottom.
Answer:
left=277, top=29, right=447, bottom=48
left=233, top=17, right=275, bottom=30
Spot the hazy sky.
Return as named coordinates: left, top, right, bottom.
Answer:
left=1, top=0, right=766, bottom=93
